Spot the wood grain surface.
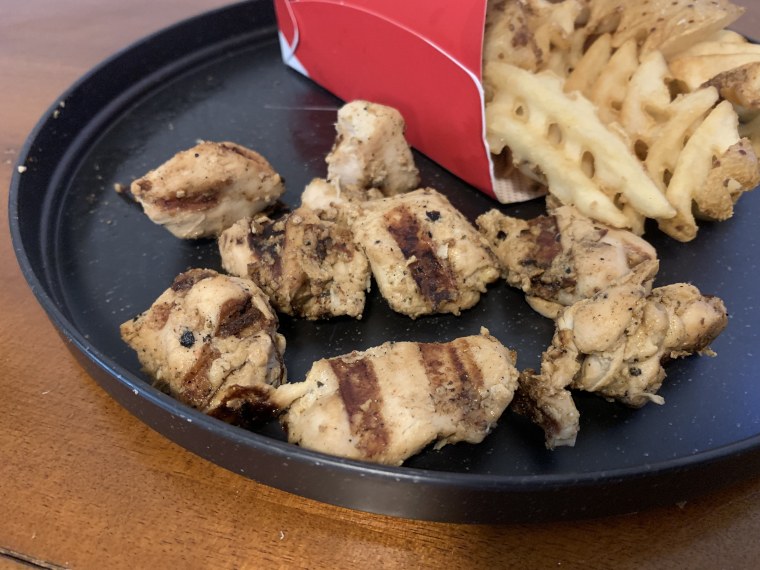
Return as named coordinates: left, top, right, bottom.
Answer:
left=2, top=1, right=760, bottom=568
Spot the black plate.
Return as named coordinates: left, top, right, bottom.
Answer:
left=9, top=0, right=760, bottom=523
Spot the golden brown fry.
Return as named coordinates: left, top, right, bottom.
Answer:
left=704, top=62, right=760, bottom=111
left=484, top=0, right=757, bottom=242
left=485, top=61, right=675, bottom=229
left=644, top=87, right=720, bottom=193
left=483, top=0, right=589, bottom=77
left=658, top=100, right=745, bottom=241
left=694, top=138, right=760, bottom=221
left=587, top=39, right=640, bottom=125
left=564, top=33, right=612, bottom=98
left=608, top=0, right=744, bottom=57
left=620, top=50, right=673, bottom=145
left=671, top=53, right=760, bottom=92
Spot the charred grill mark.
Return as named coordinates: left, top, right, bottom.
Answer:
left=453, top=341, right=485, bottom=390
left=171, top=269, right=216, bottom=293
left=147, top=301, right=174, bottom=330
left=329, top=357, right=389, bottom=458
left=384, top=206, right=457, bottom=308
left=419, top=341, right=485, bottom=428
left=314, top=230, right=354, bottom=262
left=221, top=142, right=269, bottom=171
left=314, top=231, right=333, bottom=263
left=511, top=372, right=564, bottom=440
left=207, top=385, right=281, bottom=426
left=529, top=268, right=577, bottom=299
left=528, top=215, right=562, bottom=268
left=176, top=342, right=220, bottom=409
left=300, top=222, right=333, bottom=265
left=530, top=278, right=561, bottom=298
left=155, top=190, right=221, bottom=212
left=248, top=218, right=285, bottom=280
left=329, top=227, right=355, bottom=260
left=217, top=294, right=267, bottom=338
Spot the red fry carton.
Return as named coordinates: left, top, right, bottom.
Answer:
left=273, top=0, right=539, bottom=203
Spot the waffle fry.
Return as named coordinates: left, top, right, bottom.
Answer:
left=704, top=63, right=760, bottom=111
left=671, top=53, right=760, bottom=92
left=583, top=39, right=640, bottom=126
left=658, top=100, right=744, bottom=241
left=485, top=61, right=675, bottom=229
left=695, top=139, right=760, bottom=222
left=482, top=0, right=587, bottom=77
left=565, top=34, right=612, bottom=99
left=483, top=0, right=759, bottom=242
left=605, top=0, right=744, bottom=57
left=674, top=36, right=760, bottom=58
left=619, top=51, right=673, bottom=144
left=644, top=88, right=720, bottom=192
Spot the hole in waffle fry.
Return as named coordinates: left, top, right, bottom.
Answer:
left=514, top=104, right=528, bottom=120
left=581, top=151, right=596, bottom=178
left=663, top=169, right=673, bottom=187
left=635, top=140, right=649, bottom=161
left=668, top=81, right=683, bottom=100
left=547, top=123, right=563, bottom=146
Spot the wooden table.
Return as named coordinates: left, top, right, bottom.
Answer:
left=2, top=1, right=760, bottom=568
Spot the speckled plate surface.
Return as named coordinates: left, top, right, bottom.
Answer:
left=9, top=0, right=760, bottom=522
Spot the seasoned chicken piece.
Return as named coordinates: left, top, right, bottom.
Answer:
left=326, top=100, right=420, bottom=196
left=272, top=330, right=519, bottom=465
left=299, top=177, right=382, bottom=222
left=572, top=282, right=728, bottom=406
left=515, top=261, right=658, bottom=448
left=129, top=141, right=284, bottom=239
left=218, top=206, right=371, bottom=320
left=120, top=269, right=286, bottom=424
left=477, top=204, right=658, bottom=318
left=351, top=188, right=501, bottom=318
left=511, top=370, right=581, bottom=449
left=518, top=261, right=728, bottom=448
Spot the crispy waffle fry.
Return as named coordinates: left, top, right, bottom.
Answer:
left=483, top=0, right=587, bottom=74
left=674, top=37, right=760, bottom=58
left=483, top=0, right=544, bottom=75
left=695, top=139, right=760, bottom=221
left=620, top=51, right=673, bottom=144
left=668, top=28, right=760, bottom=90
left=564, top=34, right=612, bottom=98
left=607, top=0, right=744, bottom=57
left=671, top=53, right=760, bottom=92
left=483, top=0, right=757, bottom=242
left=644, top=87, right=720, bottom=193
left=586, top=39, right=640, bottom=125
left=704, top=63, right=760, bottom=111
left=705, top=30, right=748, bottom=45
left=485, top=61, right=675, bottom=229
left=658, top=100, right=744, bottom=241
